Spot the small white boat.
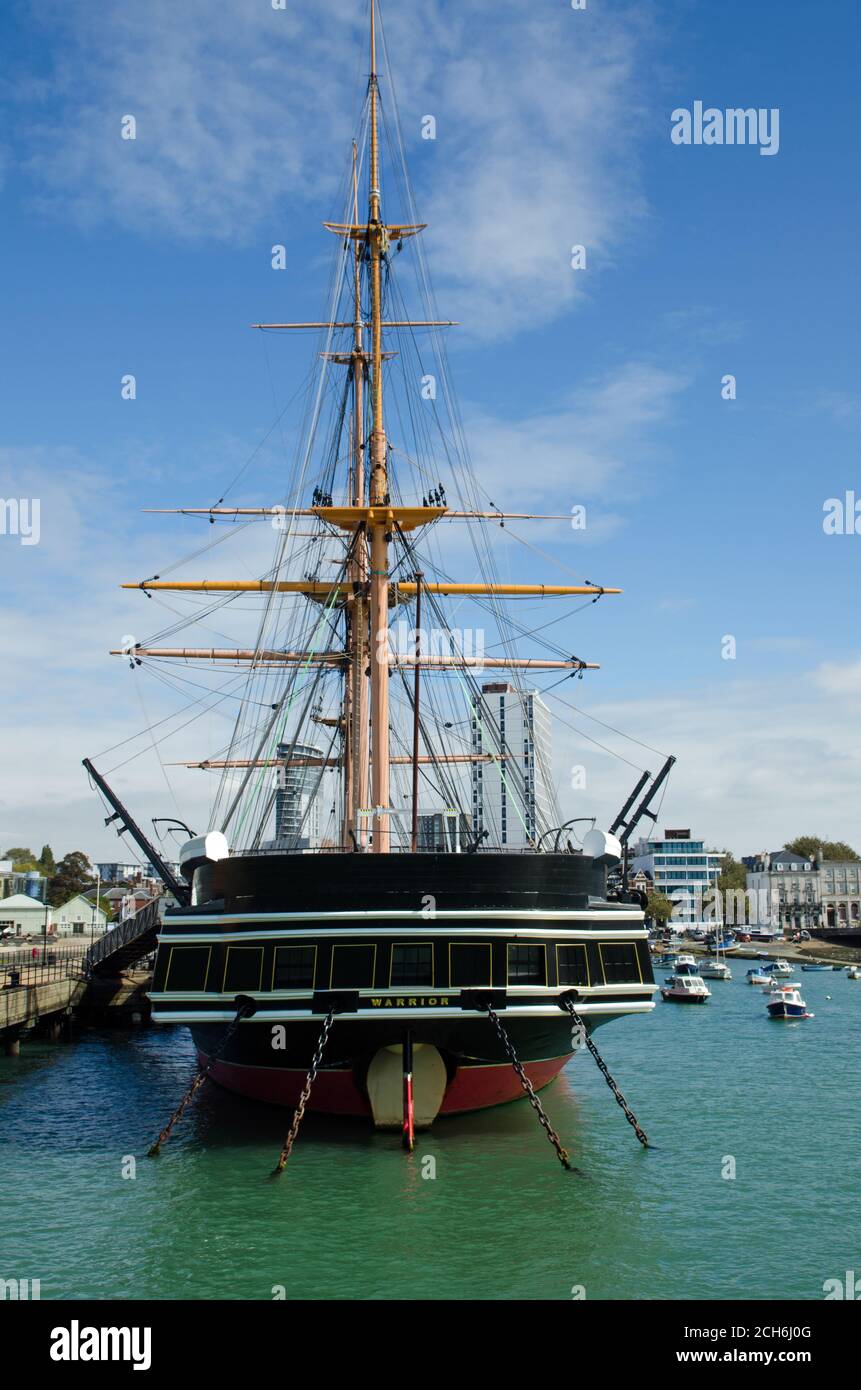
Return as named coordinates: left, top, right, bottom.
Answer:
left=767, top=958, right=793, bottom=977
left=700, top=958, right=732, bottom=980
left=847, top=967, right=861, bottom=980
left=661, top=974, right=711, bottom=1004
left=663, top=953, right=697, bottom=978
left=747, top=967, right=772, bottom=985
left=766, top=984, right=812, bottom=1020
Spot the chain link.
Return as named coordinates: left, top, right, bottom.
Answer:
left=148, top=1000, right=255, bottom=1157
left=270, top=1008, right=336, bottom=1177
left=559, top=997, right=651, bottom=1149
left=482, top=1004, right=573, bottom=1171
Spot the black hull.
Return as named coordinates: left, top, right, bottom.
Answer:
left=151, top=850, right=654, bottom=1120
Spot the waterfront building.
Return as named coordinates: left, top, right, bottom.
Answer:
left=631, top=828, right=722, bottom=928
left=470, top=683, right=554, bottom=848
left=745, top=849, right=861, bottom=931
left=0, top=892, right=51, bottom=937
left=52, top=893, right=109, bottom=939
left=745, top=849, right=818, bottom=932
left=417, top=810, right=471, bottom=852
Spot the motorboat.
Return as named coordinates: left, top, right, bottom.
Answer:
left=661, top=974, right=711, bottom=1004
left=847, top=967, right=861, bottom=980
left=766, top=984, right=812, bottom=1019
left=801, top=963, right=832, bottom=972
left=766, top=959, right=793, bottom=976
left=746, top=967, right=772, bottom=985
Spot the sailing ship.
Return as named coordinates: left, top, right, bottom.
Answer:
left=91, top=1, right=658, bottom=1140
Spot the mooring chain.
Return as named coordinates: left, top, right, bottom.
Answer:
left=482, top=1004, right=573, bottom=1171
left=559, top=997, right=651, bottom=1150
left=271, top=1008, right=336, bottom=1178
left=148, top=999, right=256, bottom=1157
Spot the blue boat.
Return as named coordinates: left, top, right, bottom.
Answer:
left=766, top=984, right=811, bottom=1019
left=801, top=963, right=832, bottom=972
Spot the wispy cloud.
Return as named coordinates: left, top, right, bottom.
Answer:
left=550, top=664, right=861, bottom=856
left=9, top=0, right=655, bottom=340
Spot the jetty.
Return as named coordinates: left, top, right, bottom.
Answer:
left=0, top=897, right=163, bottom=1054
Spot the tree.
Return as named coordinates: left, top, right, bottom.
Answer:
left=784, top=837, right=859, bottom=863
left=717, top=851, right=747, bottom=893
left=3, top=846, right=39, bottom=871
left=38, top=845, right=56, bottom=875
left=645, top=892, right=675, bottom=928
left=48, top=852, right=96, bottom=907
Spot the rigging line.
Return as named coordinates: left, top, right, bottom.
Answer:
left=208, top=355, right=319, bottom=508
left=104, top=674, right=252, bottom=776
left=499, top=522, right=606, bottom=586
left=223, top=554, right=351, bottom=838
left=215, top=244, right=350, bottom=804
left=538, top=700, right=646, bottom=774
left=139, top=661, right=280, bottom=716
left=131, top=673, right=183, bottom=819
left=392, top=528, right=542, bottom=836
left=544, top=690, right=670, bottom=761
left=93, top=666, right=250, bottom=761
left=140, top=516, right=259, bottom=583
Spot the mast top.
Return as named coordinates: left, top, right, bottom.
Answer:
left=370, top=0, right=377, bottom=80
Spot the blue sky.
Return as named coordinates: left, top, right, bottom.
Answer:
left=1, top=0, right=859, bottom=861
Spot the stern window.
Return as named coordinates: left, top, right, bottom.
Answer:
left=507, top=944, right=547, bottom=986
left=598, top=943, right=642, bottom=984
left=273, top=946, right=316, bottom=990
left=449, top=943, right=492, bottom=988
left=390, top=943, right=434, bottom=987
left=166, top=946, right=211, bottom=992
left=557, top=944, right=590, bottom=987
left=222, top=947, right=264, bottom=993
left=330, top=944, right=376, bottom=989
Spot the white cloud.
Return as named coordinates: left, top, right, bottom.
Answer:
left=813, top=657, right=861, bottom=695
left=11, top=0, right=655, bottom=340
left=549, top=665, right=861, bottom=857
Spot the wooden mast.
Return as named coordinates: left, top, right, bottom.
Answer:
left=368, top=0, right=391, bottom=853
left=346, top=139, right=370, bottom=848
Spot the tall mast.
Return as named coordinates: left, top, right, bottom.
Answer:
left=347, top=139, right=370, bottom=847
left=368, top=0, right=391, bottom=852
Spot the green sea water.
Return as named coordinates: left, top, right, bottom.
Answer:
left=1, top=968, right=858, bottom=1301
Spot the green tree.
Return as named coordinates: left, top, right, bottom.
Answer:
left=48, top=852, right=96, bottom=907
left=645, top=892, right=675, bottom=928
left=784, top=837, right=859, bottom=863
left=3, top=846, right=39, bottom=871
left=717, top=851, right=747, bottom=893
left=38, top=845, right=56, bottom=875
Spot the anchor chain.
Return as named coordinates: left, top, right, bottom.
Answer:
left=559, top=996, right=651, bottom=1149
left=148, top=997, right=256, bottom=1157
left=482, top=1004, right=573, bottom=1171
left=270, top=1008, right=336, bottom=1177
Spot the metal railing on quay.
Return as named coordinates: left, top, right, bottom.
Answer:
left=0, top=947, right=90, bottom=992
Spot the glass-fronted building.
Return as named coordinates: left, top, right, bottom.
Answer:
left=631, top=828, right=722, bottom=928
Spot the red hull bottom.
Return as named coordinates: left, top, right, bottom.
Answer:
left=199, top=1050, right=570, bottom=1118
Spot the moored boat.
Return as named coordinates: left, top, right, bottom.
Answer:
left=661, top=973, right=710, bottom=1004
left=766, top=984, right=811, bottom=1020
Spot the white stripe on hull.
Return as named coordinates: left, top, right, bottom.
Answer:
left=158, top=924, right=648, bottom=945
left=165, top=907, right=643, bottom=927
left=151, top=1000, right=655, bottom=1024
left=150, top=981, right=658, bottom=1003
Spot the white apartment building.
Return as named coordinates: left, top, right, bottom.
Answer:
left=470, top=683, right=554, bottom=848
